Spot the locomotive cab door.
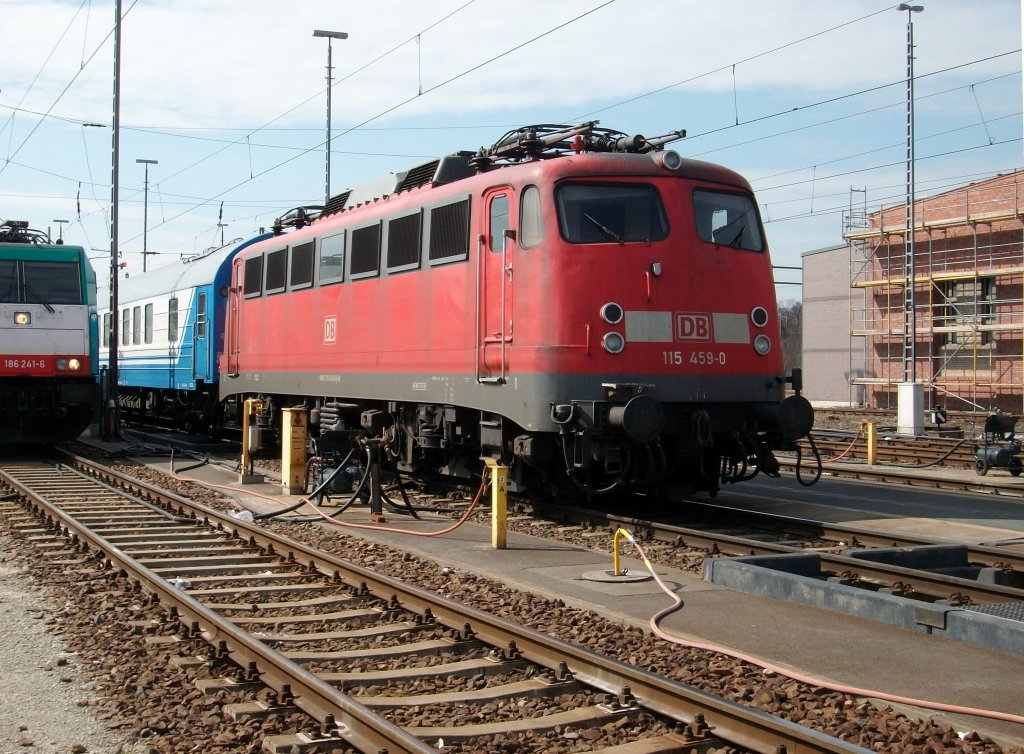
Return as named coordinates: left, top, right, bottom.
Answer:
left=225, top=261, right=242, bottom=377
left=477, top=188, right=515, bottom=383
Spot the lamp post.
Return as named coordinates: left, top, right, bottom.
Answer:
left=136, top=158, right=158, bottom=272
left=312, top=29, right=348, bottom=205
left=898, top=3, right=924, bottom=436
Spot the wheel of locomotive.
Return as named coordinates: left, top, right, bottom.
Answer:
left=975, top=457, right=989, bottom=476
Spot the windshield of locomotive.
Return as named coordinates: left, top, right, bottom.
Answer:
left=556, top=183, right=668, bottom=244
left=21, top=260, right=83, bottom=304
left=693, top=189, right=764, bottom=252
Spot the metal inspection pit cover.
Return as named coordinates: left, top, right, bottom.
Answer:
left=581, top=569, right=652, bottom=583
left=964, top=601, right=1024, bottom=623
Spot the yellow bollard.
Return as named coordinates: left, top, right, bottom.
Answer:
left=864, top=421, right=877, bottom=466
left=484, top=459, right=507, bottom=549
left=281, top=407, right=308, bottom=494
left=239, top=398, right=265, bottom=484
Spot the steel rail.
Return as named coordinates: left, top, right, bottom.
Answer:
left=0, top=451, right=873, bottom=754
left=0, top=461, right=436, bottom=754
left=526, top=501, right=1024, bottom=605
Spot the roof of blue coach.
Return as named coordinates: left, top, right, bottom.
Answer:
left=105, top=234, right=270, bottom=306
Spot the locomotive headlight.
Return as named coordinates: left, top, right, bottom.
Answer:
left=657, top=150, right=683, bottom=171
left=14, top=311, right=30, bottom=325
left=750, top=306, right=769, bottom=327
left=56, top=358, right=68, bottom=370
left=600, top=302, right=624, bottom=325
left=753, top=334, right=772, bottom=355
left=603, top=332, right=626, bottom=354
left=67, top=358, right=82, bottom=371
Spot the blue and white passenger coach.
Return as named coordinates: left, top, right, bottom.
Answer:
left=99, top=234, right=270, bottom=433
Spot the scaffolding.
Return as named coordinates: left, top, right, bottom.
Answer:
left=844, top=172, right=1024, bottom=414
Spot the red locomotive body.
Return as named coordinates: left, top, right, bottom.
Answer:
left=222, top=124, right=813, bottom=497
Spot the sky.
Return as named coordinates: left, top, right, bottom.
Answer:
left=1, top=0, right=1021, bottom=303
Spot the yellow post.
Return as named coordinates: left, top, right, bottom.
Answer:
left=239, top=398, right=265, bottom=484
left=281, top=407, right=308, bottom=494
left=485, top=459, right=507, bottom=549
left=864, top=421, right=877, bottom=465
left=613, top=528, right=632, bottom=576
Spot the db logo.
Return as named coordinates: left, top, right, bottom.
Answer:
left=324, top=316, right=337, bottom=344
left=675, top=313, right=711, bottom=341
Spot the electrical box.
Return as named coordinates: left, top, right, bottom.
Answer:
left=281, top=407, right=308, bottom=495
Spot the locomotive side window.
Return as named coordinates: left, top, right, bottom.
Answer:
left=693, top=189, right=764, bottom=252
left=350, top=222, right=381, bottom=279
left=520, top=186, right=544, bottom=249
left=289, top=241, right=315, bottom=290
left=386, top=211, right=422, bottom=272
left=427, top=196, right=470, bottom=264
left=144, top=303, right=154, bottom=344
left=318, top=231, right=345, bottom=286
left=168, top=298, right=178, bottom=343
left=243, top=256, right=263, bottom=298
left=265, top=248, right=287, bottom=294
left=489, top=195, right=509, bottom=253
left=16, top=260, right=82, bottom=304
left=556, top=183, right=668, bottom=244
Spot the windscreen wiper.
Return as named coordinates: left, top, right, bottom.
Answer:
left=584, top=213, right=624, bottom=243
left=24, top=284, right=55, bottom=313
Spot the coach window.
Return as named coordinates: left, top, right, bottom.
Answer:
left=556, top=183, right=668, bottom=244
left=168, top=298, right=178, bottom=343
left=132, top=306, right=142, bottom=345
left=520, top=186, right=544, bottom=249
left=121, top=309, right=130, bottom=346
left=144, top=303, right=154, bottom=344
left=318, top=231, right=345, bottom=286
left=692, top=189, right=763, bottom=252
left=489, top=194, right=509, bottom=252
left=196, top=293, right=207, bottom=338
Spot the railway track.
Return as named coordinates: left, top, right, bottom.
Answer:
left=521, top=499, right=1024, bottom=607
left=0, top=451, right=871, bottom=754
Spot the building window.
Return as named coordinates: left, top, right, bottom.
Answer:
left=938, top=279, right=993, bottom=348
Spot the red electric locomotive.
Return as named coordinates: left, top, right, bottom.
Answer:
left=222, top=123, right=814, bottom=498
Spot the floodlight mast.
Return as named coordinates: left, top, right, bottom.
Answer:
left=312, top=29, right=348, bottom=204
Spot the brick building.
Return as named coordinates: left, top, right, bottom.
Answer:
left=840, top=171, right=1024, bottom=414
